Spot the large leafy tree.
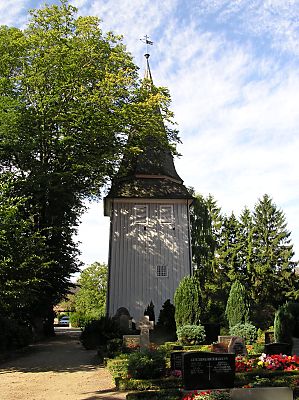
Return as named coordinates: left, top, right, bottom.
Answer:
left=0, top=1, right=177, bottom=332
left=0, top=175, right=50, bottom=322
left=73, top=262, right=108, bottom=321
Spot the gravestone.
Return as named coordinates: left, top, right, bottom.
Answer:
left=182, top=351, right=235, bottom=390
left=264, top=342, right=292, bottom=355
left=211, top=342, right=228, bottom=353
left=228, top=336, right=247, bottom=356
left=231, top=387, right=293, bottom=400
left=113, top=307, right=132, bottom=333
left=170, top=351, right=185, bottom=371
left=123, top=335, right=140, bottom=350
left=218, top=336, right=234, bottom=345
left=136, top=315, right=154, bottom=348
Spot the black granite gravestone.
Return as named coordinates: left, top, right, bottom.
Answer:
left=264, top=342, right=292, bottom=355
left=182, top=351, right=235, bottom=390
left=170, top=351, right=184, bottom=371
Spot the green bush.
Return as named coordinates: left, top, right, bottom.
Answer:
left=274, top=303, right=296, bottom=344
left=174, top=276, right=202, bottom=327
left=229, top=322, right=257, bottom=344
left=128, top=349, right=166, bottom=379
left=107, top=357, right=129, bottom=380
left=225, top=280, right=250, bottom=328
left=176, top=324, right=206, bottom=345
left=157, top=299, right=176, bottom=331
left=117, top=376, right=181, bottom=391
left=126, top=388, right=182, bottom=399
left=0, top=317, right=33, bottom=352
left=80, top=317, right=120, bottom=349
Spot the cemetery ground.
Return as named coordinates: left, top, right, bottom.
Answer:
left=0, top=327, right=127, bottom=400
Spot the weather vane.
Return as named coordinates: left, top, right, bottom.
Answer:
left=140, top=35, right=153, bottom=56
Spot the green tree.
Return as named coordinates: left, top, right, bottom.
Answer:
left=251, top=195, right=298, bottom=310
left=174, top=276, right=202, bottom=327
left=73, top=262, right=108, bottom=321
left=0, top=1, right=177, bottom=332
left=0, top=175, right=50, bottom=323
left=225, top=279, right=250, bottom=328
left=190, top=193, right=227, bottom=323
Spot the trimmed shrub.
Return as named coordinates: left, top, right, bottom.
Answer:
left=80, top=317, right=120, bottom=349
left=274, top=303, right=294, bottom=344
left=128, top=349, right=166, bottom=379
left=225, top=280, right=250, bottom=328
left=229, top=322, right=257, bottom=344
left=176, top=324, right=206, bottom=345
left=144, top=300, right=155, bottom=322
left=157, top=299, right=176, bottom=331
left=174, top=276, right=202, bottom=327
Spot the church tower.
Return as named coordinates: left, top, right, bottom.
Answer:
left=104, top=53, right=193, bottom=321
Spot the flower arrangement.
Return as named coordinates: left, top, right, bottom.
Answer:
left=235, top=353, right=299, bottom=372
left=182, top=390, right=231, bottom=400
left=257, top=353, right=299, bottom=371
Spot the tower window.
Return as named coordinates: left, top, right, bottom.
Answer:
left=156, top=265, right=168, bottom=277
left=159, top=205, right=173, bottom=224
left=134, top=205, right=148, bottom=224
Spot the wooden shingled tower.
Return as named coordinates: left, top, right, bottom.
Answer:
left=104, top=52, right=193, bottom=322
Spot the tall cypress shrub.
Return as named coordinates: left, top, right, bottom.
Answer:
left=225, top=280, right=250, bottom=328
left=174, top=276, right=202, bottom=327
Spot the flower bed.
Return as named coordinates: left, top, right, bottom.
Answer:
left=235, top=353, right=299, bottom=373
left=182, top=390, right=230, bottom=400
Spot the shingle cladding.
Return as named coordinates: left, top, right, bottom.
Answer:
left=106, top=136, right=192, bottom=200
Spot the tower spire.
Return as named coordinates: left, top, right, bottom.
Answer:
left=140, top=35, right=153, bottom=82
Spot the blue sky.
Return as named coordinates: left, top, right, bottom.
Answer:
left=1, top=0, right=299, bottom=269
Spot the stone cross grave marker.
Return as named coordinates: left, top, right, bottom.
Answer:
left=136, top=315, right=154, bottom=348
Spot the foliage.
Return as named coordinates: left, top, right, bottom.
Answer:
left=80, top=317, right=120, bottom=349
left=144, top=300, right=155, bottom=322
left=176, top=324, right=206, bottom=345
left=191, top=192, right=298, bottom=328
left=0, top=175, right=52, bottom=331
left=107, top=357, right=129, bottom=380
left=128, top=349, right=166, bottom=379
left=0, top=1, right=178, bottom=334
left=190, top=194, right=226, bottom=323
left=229, top=323, right=257, bottom=344
left=225, top=280, right=250, bottom=328
left=274, top=303, right=296, bottom=344
left=0, top=316, right=33, bottom=352
left=73, top=262, right=107, bottom=320
left=174, top=276, right=202, bottom=327
left=157, top=299, right=176, bottom=331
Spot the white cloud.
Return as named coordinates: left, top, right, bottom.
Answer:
left=1, top=0, right=299, bottom=265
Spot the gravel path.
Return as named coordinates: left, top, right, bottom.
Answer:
left=0, top=328, right=127, bottom=400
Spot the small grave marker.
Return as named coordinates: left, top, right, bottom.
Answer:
left=170, top=351, right=184, bottom=371
left=182, top=351, right=235, bottom=390
left=228, top=336, right=247, bottom=356
left=136, top=315, right=154, bottom=348
left=123, top=335, right=140, bottom=350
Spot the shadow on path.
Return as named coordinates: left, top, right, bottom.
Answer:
left=0, top=328, right=100, bottom=374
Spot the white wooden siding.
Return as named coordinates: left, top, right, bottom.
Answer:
left=107, top=200, right=192, bottom=321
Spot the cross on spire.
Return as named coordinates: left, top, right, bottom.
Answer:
left=140, top=34, right=153, bottom=56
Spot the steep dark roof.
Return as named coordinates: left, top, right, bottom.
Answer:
left=104, top=54, right=192, bottom=210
